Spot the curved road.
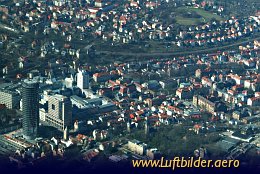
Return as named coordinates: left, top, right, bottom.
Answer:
left=96, top=35, right=260, bottom=57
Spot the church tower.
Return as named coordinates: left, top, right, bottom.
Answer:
left=127, top=121, right=131, bottom=133
left=144, top=118, right=149, bottom=135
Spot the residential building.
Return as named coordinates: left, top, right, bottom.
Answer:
left=93, top=72, right=112, bottom=82
left=176, top=87, right=193, bottom=100
left=193, top=95, right=215, bottom=113
left=128, top=139, right=147, bottom=156
left=247, top=97, right=260, bottom=106
left=0, top=90, right=20, bottom=109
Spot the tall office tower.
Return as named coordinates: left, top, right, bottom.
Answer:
left=22, top=79, right=39, bottom=140
left=77, top=69, right=89, bottom=90
left=46, top=94, right=72, bottom=131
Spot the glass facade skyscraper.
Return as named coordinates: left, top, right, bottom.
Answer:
left=22, top=79, right=39, bottom=140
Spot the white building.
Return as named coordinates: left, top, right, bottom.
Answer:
left=39, top=108, right=46, bottom=122
left=247, top=97, right=260, bottom=106
left=128, top=139, right=147, bottom=156
left=64, top=76, right=74, bottom=88
left=77, top=69, right=89, bottom=90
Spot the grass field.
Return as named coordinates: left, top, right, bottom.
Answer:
left=176, top=7, right=224, bottom=25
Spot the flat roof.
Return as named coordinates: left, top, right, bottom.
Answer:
left=0, top=83, right=13, bottom=89
left=24, top=78, right=38, bottom=84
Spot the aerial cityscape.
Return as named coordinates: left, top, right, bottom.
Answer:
left=0, top=0, right=260, bottom=173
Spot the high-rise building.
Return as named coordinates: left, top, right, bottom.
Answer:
left=46, top=94, right=72, bottom=131
left=22, top=79, right=39, bottom=140
left=77, top=70, right=89, bottom=90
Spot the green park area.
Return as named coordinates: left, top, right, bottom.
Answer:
left=175, top=7, right=224, bottom=25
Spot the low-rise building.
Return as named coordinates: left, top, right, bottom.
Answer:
left=176, top=87, right=193, bottom=100
left=128, top=139, right=147, bottom=156
left=247, top=97, right=260, bottom=106
left=93, top=72, right=112, bottom=83
left=146, top=148, right=161, bottom=159
left=193, top=95, right=215, bottom=113
left=0, top=90, right=20, bottom=109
